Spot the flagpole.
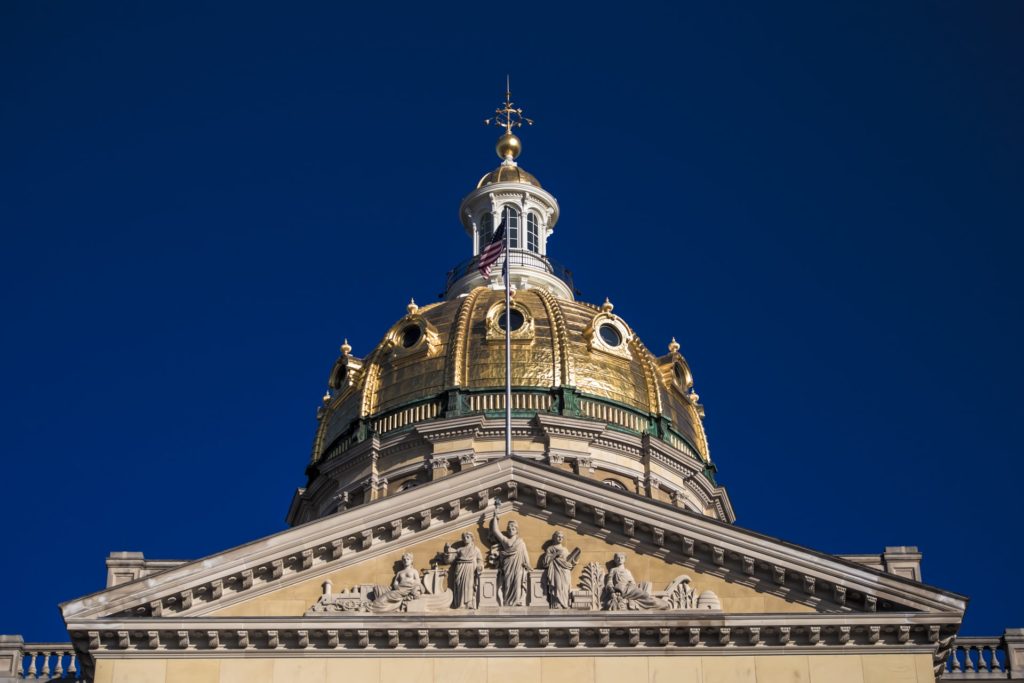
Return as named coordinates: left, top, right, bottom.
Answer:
left=504, top=212, right=512, bottom=459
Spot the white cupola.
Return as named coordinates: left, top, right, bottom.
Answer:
left=444, top=88, right=574, bottom=301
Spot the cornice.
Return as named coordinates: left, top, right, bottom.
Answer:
left=68, top=611, right=960, bottom=657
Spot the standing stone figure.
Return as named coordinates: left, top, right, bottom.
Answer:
left=539, top=530, right=580, bottom=608
left=603, top=552, right=670, bottom=610
left=489, top=510, right=531, bottom=606
left=442, top=532, right=483, bottom=609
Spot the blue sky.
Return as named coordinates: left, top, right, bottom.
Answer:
left=1, top=1, right=1021, bottom=640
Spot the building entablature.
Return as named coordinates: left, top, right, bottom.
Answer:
left=66, top=611, right=962, bottom=657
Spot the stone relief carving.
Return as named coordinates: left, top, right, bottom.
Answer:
left=306, top=553, right=450, bottom=615
left=539, top=531, right=580, bottom=608
left=439, top=532, right=483, bottom=609
left=604, top=552, right=670, bottom=610
left=488, top=510, right=531, bottom=607
left=306, top=528, right=722, bottom=615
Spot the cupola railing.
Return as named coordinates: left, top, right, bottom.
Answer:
left=443, top=251, right=577, bottom=298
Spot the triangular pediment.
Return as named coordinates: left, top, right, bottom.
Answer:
left=61, top=457, right=966, bottom=626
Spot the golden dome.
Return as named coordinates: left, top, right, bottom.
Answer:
left=316, top=288, right=709, bottom=466
left=476, top=164, right=542, bottom=189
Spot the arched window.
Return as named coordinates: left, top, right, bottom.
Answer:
left=502, top=206, right=520, bottom=249
left=479, top=212, right=493, bottom=252
left=526, top=212, right=539, bottom=253
left=603, top=478, right=628, bottom=491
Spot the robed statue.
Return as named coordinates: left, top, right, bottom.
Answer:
left=442, top=532, right=483, bottom=609
left=489, top=510, right=531, bottom=606
left=539, top=530, right=580, bottom=608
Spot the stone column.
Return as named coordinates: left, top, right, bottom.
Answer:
left=0, top=635, right=24, bottom=682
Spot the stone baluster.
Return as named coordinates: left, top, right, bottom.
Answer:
left=0, top=642, right=83, bottom=681
left=38, top=649, right=51, bottom=679
left=982, top=644, right=995, bottom=672
left=949, top=645, right=962, bottom=672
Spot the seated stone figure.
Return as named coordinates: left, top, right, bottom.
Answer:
left=367, top=553, right=451, bottom=613
left=603, top=552, right=670, bottom=611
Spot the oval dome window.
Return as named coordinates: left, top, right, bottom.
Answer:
left=497, top=308, right=525, bottom=332
left=599, top=323, right=622, bottom=347
left=400, top=324, right=422, bottom=348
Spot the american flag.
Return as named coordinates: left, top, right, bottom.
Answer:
left=478, top=218, right=506, bottom=279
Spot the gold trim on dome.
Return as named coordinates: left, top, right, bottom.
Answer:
left=629, top=336, right=664, bottom=416
left=383, top=315, right=441, bottom=364
left=328, top=354, right=363, bottom=392
left=537, top=289, right=573, bottom=387
left=476, top=165, right=542, bottom=189
left=484, top=299, right=535, bottom=342
left=316, top=289, right=712, bottom=465
left=359, top=356, right=383, bottom=418
left=447, top=287, right=485, bottom=387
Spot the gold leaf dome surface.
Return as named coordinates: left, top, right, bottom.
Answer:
left=317, top=288, right=708, bottom=465
left=476, top=164, right=542, bottom=189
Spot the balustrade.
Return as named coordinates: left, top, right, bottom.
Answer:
left=12, top=644, right=81, bottom=680
left=942, top=631, right=1024, bottom=679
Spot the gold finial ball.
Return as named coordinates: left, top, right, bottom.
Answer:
left=601, top=297, right=614, bottom=313
left=668, top=337, right=680, bottom=353
left=408, top=298, right=419, bottom=315
left=322, top=390, right=332, bottom=404
left=340, top=339, right=352, bottom=356
left=496, top=133, right=522, bottom=160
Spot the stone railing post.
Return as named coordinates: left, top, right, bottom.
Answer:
left=0, top=635, right=24, bottom=682
left=1006, top=628, right=1024, bottom=677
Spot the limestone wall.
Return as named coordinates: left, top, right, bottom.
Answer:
left=93, top=653, right=936, bottom=683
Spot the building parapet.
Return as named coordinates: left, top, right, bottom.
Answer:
left=0, top=636, right=82, bottom=681
left=941, top=629, right=1024, bottom=680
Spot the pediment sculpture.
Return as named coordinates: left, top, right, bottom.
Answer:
left=575, top=554, right=720, bottom=611
left=306, top=553, right=451, bottom=614
left=306, top=527, right=721, bottom=615
left=440, top=532, right=483, bottom=609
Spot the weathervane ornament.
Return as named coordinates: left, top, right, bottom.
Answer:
left=485, top=76, right=533, bottom=162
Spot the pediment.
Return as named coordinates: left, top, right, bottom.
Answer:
left=207, top=509, right=817, bottom=618
left=61, top=457, right=966, bottom=625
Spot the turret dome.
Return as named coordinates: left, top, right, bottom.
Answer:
left=476, top=164, right=542, bottom=189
